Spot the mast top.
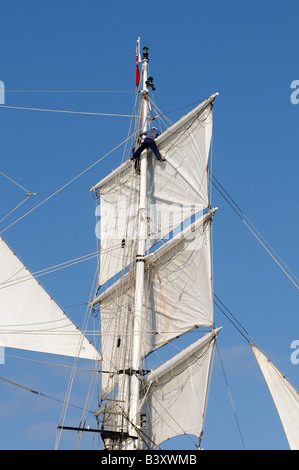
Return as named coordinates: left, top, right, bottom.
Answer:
left=142, top=46, right=149, bottom=61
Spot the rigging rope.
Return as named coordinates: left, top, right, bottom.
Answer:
left=0, top=104, right=139, bottom=117
left=1, top=351, right=96, bottom=371
left=209, top=172, right=299, bottom=291
left=214, top=294, right=254, bottom=345
left=2, top=92, right=295, bottom=448
left=0, top=98, right=207, bottom=121
left=0, top=250, right=101, bottom=289
left=5, top=90, right=134, bottom=93
left=0, top=375, right=94, bottom=413
left=0, top=197, right=29, bottom=224
left=216, top=345, right=246, bottom=450
left=0, top=170, right=30, bottom=193
left=55, top=220, right=101, bottom=450
left=0, top=129, right=140, bottom=235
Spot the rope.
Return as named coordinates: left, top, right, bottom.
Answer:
left=55, top=234, right=102, bottom=449
left=0, top=129, right=139, bottom=235
left=0, top=197, right=29, bottom=224
left=214, top=294, right=254, bottom=345
left=0, top=250, right=100, bottom=289
left=28, top=187, right=90, bottom=196
left=0, top=104, right=139, bottom=117
left=216, top=344, right=246, bottom=450
left=1, top=351, right=95, bottom=371
left=5, top=89, right=134, bottom=93
left=0, top=375, right=94, bottom=413
left=0, top=98, right=209, bottom=121
left=0, top=170, right=30, bottom=193
left=210, top=172, right=299, bottom=291
left=213, top=292, right=274, bottom=376
left=150, top=99, right=208, bottom=122
left=0, top=241, right=131, bottom=291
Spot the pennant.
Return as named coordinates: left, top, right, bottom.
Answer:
left=136, top=37, right=141, bottom=87
left=136, top=65, right=140, bottom=87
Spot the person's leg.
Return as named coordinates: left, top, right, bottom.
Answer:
left=148, top=141, right=162, bottom=160
left=131, top=141, right=147, bottom=159
left=134, top=156, right=140, bottom=172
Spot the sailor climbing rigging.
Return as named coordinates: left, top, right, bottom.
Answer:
left=131, top=126, right=166, bottom=161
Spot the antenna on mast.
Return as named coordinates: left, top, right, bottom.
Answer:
left=142, top=46, right=156, bottom=91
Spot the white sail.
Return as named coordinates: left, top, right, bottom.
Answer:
left=93, top=210, right=215, bottom=398
left=0, top=238, right=99, bottom=360
left=144, top=208, right=216, bottom=354
left=140, top=329, right=220, bottom=449
left=252, top=345, right=299, bottom=450
left=91, top=94, right=217, bottom=287
left=99, top=274, right=135, bottom=399
left=146, top=94, right=215, bottom=241
left=95, top=163, right=139, bottom=287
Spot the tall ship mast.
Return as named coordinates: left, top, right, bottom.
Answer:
left=0, top=39, right=298, bottom=451
left=88, top=42, right=299, bottom=450
left=89, top=43, right=220, bottom=450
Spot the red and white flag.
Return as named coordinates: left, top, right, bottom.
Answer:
left=136, top=37, right=141, bottom=87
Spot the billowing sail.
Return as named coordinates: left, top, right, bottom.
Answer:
left=146, top=93, right=215, bottom=241
left=252, top=345, right=299, bottom=450
left=93, top=209, right=216, bottom=398
left=95, top=163, right=139, bottom=287
left=140, top=329, right=220, bottom=449
left=0, top=238, right=99, bottom=360
left=144, top=208, right=216, bottom=354
left=91, top=94, right=217, bottom=286
left=98, top=272, right=135, bottom=399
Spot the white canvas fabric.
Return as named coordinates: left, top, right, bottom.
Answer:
left=252, top=345, right=299, bottom=450
left=95, top=211, right=215, bottom=398
left=99, top=272, right=135, bottom=399
left=0, top=238, right=99, bottom=360
left=143, top=210, right=215, bottom=356
left=93, top=95, right=216, bottom=287
left=140, top=329, right=220, bottom=448
left=97, top=163, right=139, bottom=287
left=146, top=96, right=214, bottom=242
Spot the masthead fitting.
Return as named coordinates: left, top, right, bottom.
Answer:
left=143, top=46, right=149, bottom=60
left=145, top=76, right=156, bottom=91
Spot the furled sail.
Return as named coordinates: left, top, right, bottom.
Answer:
left=93, top=209, right=216, bottom=399
left=140, top=329, right=220, bottom=449
left=91, top=94, right=217, bottom=287
left=252, top=345, right=299, bottom=450
left=0, top=238, right=99, bottom=360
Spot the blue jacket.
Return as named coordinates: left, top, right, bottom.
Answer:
left=140, top=128, right=161, bottom=140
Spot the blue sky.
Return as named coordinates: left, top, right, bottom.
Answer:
left=0, top=0, right=298, bottom=450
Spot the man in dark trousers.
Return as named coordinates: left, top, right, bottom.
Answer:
left=131, top=127, right=166, bottom=161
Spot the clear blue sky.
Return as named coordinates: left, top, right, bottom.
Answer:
left=0, top=0, right=298, bottom=450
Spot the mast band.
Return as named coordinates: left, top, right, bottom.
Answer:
left=118, top=368, right=150, bottom=376
left=100, top=430, right=138, bottom=441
